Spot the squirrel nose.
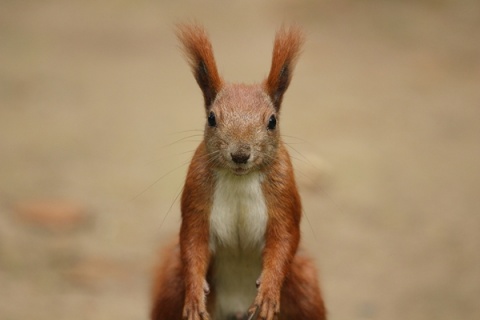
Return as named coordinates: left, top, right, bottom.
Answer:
left=231, top=152, right=250, bottom=164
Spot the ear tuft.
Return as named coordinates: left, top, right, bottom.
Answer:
left=264, top=26, right=305, bottom=110
left=176, top=24, right=223, bottom=107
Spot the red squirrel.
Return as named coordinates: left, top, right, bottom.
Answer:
left=151, top=24, right=326, bottom=320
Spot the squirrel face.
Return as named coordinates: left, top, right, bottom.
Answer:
left=204, top=84, right=280, bottom=176
left=176, top=24, right=304, bottom=176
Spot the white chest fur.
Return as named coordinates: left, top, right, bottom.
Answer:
left=209, top=170, right=268, bottom=251
left=209, top=170, right=268, bottom=318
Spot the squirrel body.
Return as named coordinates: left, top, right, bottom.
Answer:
left=151, top=24, right=326, bottom=320
left=210, top=168, right=267, bottom=318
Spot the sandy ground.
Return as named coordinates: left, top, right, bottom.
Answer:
left=1, top=1, right=480, bottom=319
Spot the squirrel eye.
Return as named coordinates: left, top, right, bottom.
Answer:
left=207, top=111, right=216, bottom=127
left=267, top=114, right=277, bottom=130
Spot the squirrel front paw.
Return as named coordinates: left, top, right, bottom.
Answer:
left=182, top=296, right=210, bottom=320
left=247, top=289, right=280, bottom=320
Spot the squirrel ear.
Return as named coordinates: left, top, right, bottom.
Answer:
left=264, top=26, right=305, bottom=111
left=177, top=24, right=223, bottom=108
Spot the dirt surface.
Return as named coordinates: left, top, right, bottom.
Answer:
left=1, top=1, right=479, bottom=319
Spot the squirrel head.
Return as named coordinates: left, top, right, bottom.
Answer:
left=177, top=24, right=304, bottom=175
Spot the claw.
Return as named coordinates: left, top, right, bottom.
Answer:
left=247, top=305, right=260, bottom=320
left=255, top=275, right=262, bottom=289
left=203, top=280, right=210, bottom=295
left=200, top=311, right=210, bottom=320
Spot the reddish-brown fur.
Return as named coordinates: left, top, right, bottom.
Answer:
left=264, top=26, right=304, bottom=110
left=176, top=24, right=223, bottom=107
left=151, top=24, right=326, bottom=320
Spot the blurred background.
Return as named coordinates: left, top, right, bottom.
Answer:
left=1, top=0, right=479, bottom=319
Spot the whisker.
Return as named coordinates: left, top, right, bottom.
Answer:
left=302, top=208, right=317, bottom=241
left=160, top=135, right=204, bottom=148
left=169, top=129, right=204, bottom=135
left=318, top=188, right=347, bottom=217
left=204, top=152, right=222, bottom=167
left=262, top=153, right=320, bottom=242
left=147, top=150, right=221, bottom=231
left=131, top=160, right=190, bottom=201
left=155, top=150, right=221, bottom=230
left=146, top=149, right=197, bottom=165
left=292, top=166, right=318, bottom=185
left=281, top=134, right=308, bottom=143
left=261, top=150, right=336, bottom=244
left=284, top=143, right=313, bottom=165
left=288, top=154, right=306, bottom=164
left=158, top=183, right=184, bottom=231
left=193, top=149, right=221, bottom=162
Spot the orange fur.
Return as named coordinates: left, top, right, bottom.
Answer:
left=151, top=24, right=325, bottom=320
left=179, top=142, right=214, bottom=319
left=151, top=241, right=185, bottom=319
left=176, top=24, right=223, bottom=107
left=264, top=26, right=305, bottom=110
